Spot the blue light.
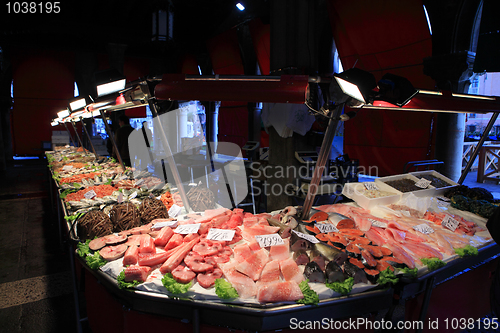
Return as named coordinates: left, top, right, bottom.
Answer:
left=236, top=3, right=245, bottom=11
left=423, top=5, right=432, bottom=35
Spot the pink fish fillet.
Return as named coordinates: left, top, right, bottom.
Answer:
left=154, top=227, right=174, bottom=247
left=139, top=235, right=156, bottom=254
left=364, top=227, right=387, bottom=246
left=280, top=258, right=305, bottom=284
left=124, top=265, right=152, bottom=283
left=160, top=236, right=200, bottom=274
left=385, top=242, right=415, bottom=269
left=218, top=262, right=257, bottom=299
left=233, top=243, right=253, bottom=263
left=385, top=228, right=407, bottom=243
left=257, top=281, right=303, bottom=303
left=269, top=238, right=290, bottom=261
left=256, top=260, right=281, bottom=287
left=235, top=248, right=269, bottom=281
left=402, top=242, right=444, bottom=260
left=123, top=245, right=139, bottom=266
left=349, top=211, right=372, bottom=232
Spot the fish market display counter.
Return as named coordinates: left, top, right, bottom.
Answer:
left=47, top=149, right=499, bottom=333
left=79, top=258, right=394, bottom=332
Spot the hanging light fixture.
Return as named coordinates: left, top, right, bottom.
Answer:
left=57, top=109, right=70, bottom=119
left=331, top=68, right=377, bottom=105
left=376, top=73, right=419, bottom=106
left=68, top=96, right=89, bottom=112
left=94, top=68, right=126, bottom=97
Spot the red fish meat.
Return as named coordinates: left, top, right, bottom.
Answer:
left=100, top=244, right=128, bottom=261
left=197, top=268, right=223, bottom=289
left=139, top=235, right=156, bottom=254
left=154, top=226, right=174, bottom=247
left=184, top=251, right=213, bottom=273
left=280, top=258, right=305, bottom=284
left=123, top=245, right=139, bottom=266
left=236, top=248, right=269, bottom=281
left=269, top=238, right=290, bottom=261
left=171, top=264, right=196, bottom=284
left=160, top=236, right=200, bottom=274
left=124, top=265, right=151, bottom=282
left=164, top=233, right=184, bottom=251
left=138, top=252, right=169, bottom=266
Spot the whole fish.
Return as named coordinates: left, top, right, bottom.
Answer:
left=312, top=242, right=347, bottom=265
left=304, top=262, right=325, bottom=283
left=267, top=218, right=293, bottom=238
left=326, top=260, right=345, bottom=283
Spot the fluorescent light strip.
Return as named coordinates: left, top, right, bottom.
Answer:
left=335, top=77, right=366, bottom=103
left=418, top=90, right=442, bottom=96
left=70, top=98, right=86, bottom=111
left=451, top=93, right=496, bottom=100
left=236, top=3, right=245, bottom=11
left=57, top=109, right=70, bottom=118
left=97, top=79, right=126, bottom=97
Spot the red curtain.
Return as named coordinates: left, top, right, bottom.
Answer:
left=11, top=48, right=75, bottom=155
left=124, top=57, right=150, bottom=118
left=249, top=18, right=271, bottom=75
left=206, top=29, right=248, bottom=150
left=327, top=0, right=437, bottom=176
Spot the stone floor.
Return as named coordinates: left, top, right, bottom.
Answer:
left=0, top=157, right=498, bottom=333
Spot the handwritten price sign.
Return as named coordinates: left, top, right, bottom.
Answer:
left=316, top=223, right=338, bottom=233
left=207, top=228, right=235, bottom=242
left=84, top=190, right=96, bottom=199
left=415, top=178, right=432, bottom=189
left=174, top=223, right=201, bottom=234
left=292, top=230, right=319, bottom=244
left=255, top=234, right=285, bottom=248
left=413, top=223, right=435, bottom=235
left=364, top=183, right=379, bottom=191
left=168, top=204, right=182, bottom=218
left=442, top=215, right=459, bottom=232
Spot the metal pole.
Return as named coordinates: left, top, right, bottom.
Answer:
left=99, top=110, right=126, bottom=171
left=147, top=98, right=192, bottom=213
left=70, top=120, right=85, bottom=150
left=63, top=122, right=77, bottom=147
left=458, top=112, right=499, bottom=184
left=79, top=117, right=98, bottom=158
left=301, top=103, right=344, bottom=220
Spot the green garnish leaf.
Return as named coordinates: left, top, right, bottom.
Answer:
left=454, top=245, right=478, bottom=257
left=377, top=267, right=399, bottom=286
left=72, top=182, right=82, bottom=188
left=326, top=277, right=354, bottom=295
left=117, top=270, right=141, bottom=289
left=105, top=179, right=113, bottom=185
left=161, top=273, right=192, bottom=294
left=86, top=251, right=107, bottom=270
left=76, top=239, right=91, bottom=258
left=397, top=267, right=418, bottom=279
left=421, top=258, right=446, bottom=271
left=214, top=278, right=239, bottom=299
left=296, top=280, right=319, bottom=305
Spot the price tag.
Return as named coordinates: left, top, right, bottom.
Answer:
left=413, top=223, right=435, bottom=235
left=129, top=191, right=138, bottom=200
left=415, top=178, right=432, bottom=189
left=255, top=234, right=285, bottom=248
left=168, top=204, right=183, bottom=218
left=152, top=220, right=178, bottom=229
left=368, top=218, right=387, bottom=228
left=364, top=183, right=379, bottom=191
left=117, top=192, right=124, bottom=203
left=207, top=228, right=235, bottom=242
left=442, top=215, right=459, bottom=232
left=436, top=196, right=451, bottom=207
left=84, top=190, right=96, bottom=199
left=135, top=179, right=145, bottom=186
left=436, top=196, right=450, bottom=202
left=292, top=230, right=320, bottom=244
left=174, top=223, right=201, bottom=234
left=62, top=165, right=73, bottom=171
left=316, top=223, right=338, bottom=233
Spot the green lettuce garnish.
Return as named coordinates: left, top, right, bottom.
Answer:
left=86, top=251, right=107, bottom=270
left=214, top=278, right=239, bottom=299
left=76, top=239, right=91, bottom=257
left=421, top=258, right=446, bottom=271
left=117, top=270, right=141, bottom=289
left=454, top=245, right=478, bottom=257
left=397, top=267, right=418, bottom=279
left=326, top=277, right=354, bottom=295
left=377, top=267, right=399, bottom=286
left=60, top=188, right=77, bottom=199
left=296, top=280, right=319, bottom=305
left=161, top=273, right=192, bottom=294
left=72, top=182, right=82, bottom=188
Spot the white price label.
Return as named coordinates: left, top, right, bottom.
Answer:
left=152, top=220, right=178, bottom=229
left=316, top=223, right=338, bottom=233
left=174, top=223, right=200, bottom=234
left=292, top=230, right=320, bottom=244
left=117, top=192, right=124, bottom=203
left=135, top=179, right=145, bottom=186
left=415, top=178, right=432, bottom=189
left=364, top=183, right=379, bottom=191
left=413, top=223, right=435, bottom=235
left=84, top=190, right=96, bottom=199
left=62, top=165, right=73, bottom=171
left=442, top=215, right=460, bottom=232
left=168, top=204, right=183, bottom=218
left=255, top=234, right=285, bottom=248
left=436, top=196, right=451, bottom=207
left=207, top=228, right=235, bottom=242
left=129, top=191, right=138, bottom=200
left=368, top=218, right=387, bottom=228
left=436, top=196, right=451, bottom=202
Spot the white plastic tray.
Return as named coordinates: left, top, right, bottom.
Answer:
left=375, top=173, right=436, bottom=198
